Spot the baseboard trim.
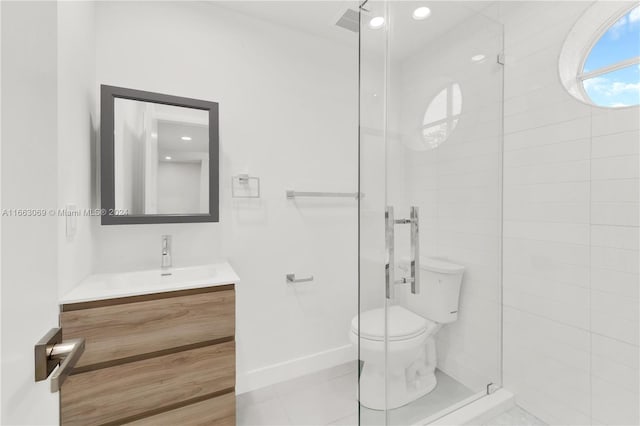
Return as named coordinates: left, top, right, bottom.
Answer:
left=236, top=344, right=356, bottom=394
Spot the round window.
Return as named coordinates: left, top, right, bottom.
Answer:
left=421, top=83, right=462, bottom=150
left=560, top=3, right=640, bottom=108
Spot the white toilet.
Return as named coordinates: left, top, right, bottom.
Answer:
left=350, top=258, right=465, bottom=410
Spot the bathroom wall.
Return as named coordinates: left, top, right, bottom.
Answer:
left=57, top=1, right=97, bottom=298
left=501, top=2, right=639, bottom=424
left=92, top=1, right=358, bottom=392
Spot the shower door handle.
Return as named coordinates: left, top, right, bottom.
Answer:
left=409, top=206, right=420, bottom=295
left=385, top=206, right=395, bottom=299
left=385, top=206, right=420, bottom=299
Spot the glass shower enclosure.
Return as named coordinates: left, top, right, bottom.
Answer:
left=358, top=1, right=504, bottom=424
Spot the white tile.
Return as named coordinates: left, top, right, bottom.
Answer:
left=483, top=405, right=547, bottom=426
left=503, top=337, right=591, bottom=420
left=592, top=341, right=639, bottom=393
left=237, top=398, right=291, bottom=426
left=592, top=108, right=640, bottom=137
left=592, top=131, right=640, bottom=158
left=591, top=156, right=640, bottom=180
left=504, top=139, right=590, bottom=167
left=329, top=414, right=358, bottom=426
left=504, top=83, right=570, bottom=118
left=591, top=246, right=639, bottom=274
left=503, top=307, right=590, bottom=368
left=503, top=249, right=589, bottom=289
left=591, top=179, right=639, bottom=204
left=591, top=333, right=639, bottom=371
left=504, top=237, right=590, bottom=268
left=504, top=202, right=589, bottom=224
left=591, top=225, right=639, bottom=251
left=503, top=221, right=589, bottom=245
left=504, top=277, right=589, bottom=329
left=504, top=117, right=591, bottom=151
left=504, top=160, right=589, bottom=185
left=513, top=389, right=591, bottom=426
left=592, top=203, right=640, bottom=226
left=591, top=267, right=639, bottom=301
left=591, top=309, right=639, bottom=346
left=278, top=375, right=357, bottom=426
left=504, top=50, right=563, bottom=99
left=591, top=376, right=640, bottom=426
left=237, top=386, right=279, bottom=410
left=504, top=99, right=590, bottom=135
left=591, top=289, right=639, bottom=323
left=504, top=181, right=589, bottom=205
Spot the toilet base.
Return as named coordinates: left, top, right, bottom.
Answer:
left=358, top=362, right=437, bottom=410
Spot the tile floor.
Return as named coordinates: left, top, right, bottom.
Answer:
left=237, top=362, right=545, bottom=426
left=237, top=362, right=358, bottom=426
left=482, top=406, right=547, bottom=426
left=237, top=361, right=477, bottom=426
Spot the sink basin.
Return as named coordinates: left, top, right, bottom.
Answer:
left=61, top=262, right=239, bottom=304
left=102, top=265, right=218, bottom=290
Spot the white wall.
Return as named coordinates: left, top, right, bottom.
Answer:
left=500, top=2, right=639, bottom=425
left=57, top=1, right=97, bottom=298
left=157, top=161, right=202, bottom=214
left=92, top=1, right=358, bottom=391
left=1, top=2, right=60, bottom=423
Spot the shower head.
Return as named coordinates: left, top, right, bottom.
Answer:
left=335, top=8, right=359, bottom=33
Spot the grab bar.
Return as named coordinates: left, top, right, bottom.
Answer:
left=286, top=273, right=314, bottom=283
left=286, top=190, right=363, bottom=199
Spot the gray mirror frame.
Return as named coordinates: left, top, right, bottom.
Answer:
left=100, top=85, right=219, bottom=225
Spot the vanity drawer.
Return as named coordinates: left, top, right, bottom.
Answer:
left=61, top=341, right=235, bottom=426
left=126, top=392, right=235, bottom=426
left=61, top=286, right=234, bottom=369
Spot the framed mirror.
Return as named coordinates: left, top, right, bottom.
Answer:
left=100, top=85, right=219, bottom=225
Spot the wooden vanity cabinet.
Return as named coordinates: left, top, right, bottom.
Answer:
left=59, top=285, right=236, bottom=426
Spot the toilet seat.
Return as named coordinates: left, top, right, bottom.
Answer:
left=351, top=305, right=437, bottom=342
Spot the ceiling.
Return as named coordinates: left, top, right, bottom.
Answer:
left=209, top=1, right=498, bottom=60
left=158, top=121, right=209, bottom=160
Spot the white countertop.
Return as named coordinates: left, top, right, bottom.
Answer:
left=60, top=262, right=240, bottom=305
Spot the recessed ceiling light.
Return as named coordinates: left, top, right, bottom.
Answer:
left=412, top=7, right=431, bottom=20
left=471, top=54, right=486, bottom=62
left=181, top=136, right=192, bottom=141
left=165, top=156, right=172, bottom=160
left=369, top=16, right=385, bottom=29
left=151, top=132, right=158, bottom=138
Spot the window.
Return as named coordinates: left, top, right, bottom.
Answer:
left=421, top=83, right=462, bottom=150
left=579, top=5, right=640, bottom=107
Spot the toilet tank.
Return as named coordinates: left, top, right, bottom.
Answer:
left=406, top=258, right=465, bottom=324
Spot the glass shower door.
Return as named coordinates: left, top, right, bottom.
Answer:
left=358, top=2, right=504, bottom=424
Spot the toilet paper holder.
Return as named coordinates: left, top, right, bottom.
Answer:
left=286, top=273, right=314, bottom=283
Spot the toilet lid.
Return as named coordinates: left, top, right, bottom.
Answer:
left=351, top=306, right=432, bottom=342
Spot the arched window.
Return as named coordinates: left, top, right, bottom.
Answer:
left=560, top=3, right=640, bottom=108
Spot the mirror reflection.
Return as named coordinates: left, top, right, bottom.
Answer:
left=113, top=99, right=210, bottom=215
left=421, top=82, right=462, bottom=150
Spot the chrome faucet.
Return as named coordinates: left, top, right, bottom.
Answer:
left=161, top=235, right=172, bottom=271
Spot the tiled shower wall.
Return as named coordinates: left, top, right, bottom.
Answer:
left=501, top=2, right=639, bottom=425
